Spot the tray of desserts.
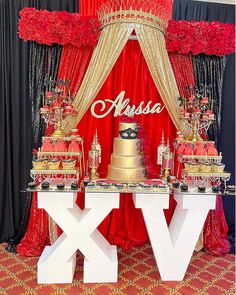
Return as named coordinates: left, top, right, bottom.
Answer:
left=179, top=155, right=222, bottom=161
left=182, top=170, right=231, bottom=178
left=37, top=151, right=81, bottom=157
left=26, top=181, right=81, bottom=192
left=85, top=179, right=169, bottom=193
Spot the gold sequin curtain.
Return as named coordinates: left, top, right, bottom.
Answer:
left=63, top=24, right=134, bottom=134
left=135, top=26, right=190, bottom=135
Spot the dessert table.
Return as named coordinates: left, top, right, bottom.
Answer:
left=37, top=188, right=216, bottom=284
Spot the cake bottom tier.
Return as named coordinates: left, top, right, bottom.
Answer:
left=107, top=165, right=146, bottom=182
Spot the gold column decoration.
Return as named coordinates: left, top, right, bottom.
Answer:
left=135, top=26, right=190, bottom=136
left=92, top=129, right=102, bottom=163
left=161, top=139, right=173, bottom=180
left=88, top=143, right=100, bottom=180
left=63, top=24, right=134, bottom=134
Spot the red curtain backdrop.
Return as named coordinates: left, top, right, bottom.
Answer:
left=75, top=40, right=177, bottom=249
left=17, top=193, right=49, bottom=256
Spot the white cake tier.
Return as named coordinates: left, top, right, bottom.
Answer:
left=113, top=138, right=140, bottom=156
left=110, top=154, right=143, bottom=168
left=107, top=166, right=146, bottom=182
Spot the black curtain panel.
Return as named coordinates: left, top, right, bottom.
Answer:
left=173, top=0, right=235, bottom=248
left=173, top=0, right=235, bottom=182
left=0, top=0, right=78, bottom=249
left=9, top=43, right=63, bottom=252
left=192, top=54, right=226, bottom=142
left=30, top=42, right=62, bottom=149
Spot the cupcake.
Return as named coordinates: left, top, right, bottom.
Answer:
left=57, top=183, right=65, bottom=190
left=100, top=182, right=110, bottom=189
left=143, top=184, right=151, bottom=190
left=71, top=182, right=79, bottom=190
left=198, top=186, right=206, bottom=193
left=83, top=176, right=91, bottom=187
left=28, top=182, right=36, bottom=190
left=115, top=183, right=124, bottom=190
left=48, top=159, right=60, bottom=170
left=128, top=184, right=137, bottom=190
left=213, top=163, right=225, bottom=172
left=227, top=185, right=235, bottom=194
left=62, top=159, right=76, bottom=170
left=216, top=163, right=225, bottom=172
left=172, top=181, right=180, bottom=189
left=212, top=186, right=221, bottom=193
left=41, top=181, right=50, bottom=190
left=33, top=158, right=48, bottom=170
left=180, top=184, right=188, bottom=192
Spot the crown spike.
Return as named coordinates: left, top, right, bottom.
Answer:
left=98, top=0, right=171, bottom=31
left=161, top=130, right=165, bottom=143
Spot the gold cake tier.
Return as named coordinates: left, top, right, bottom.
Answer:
left=110, top=154, right=143, bottom=168
left=119, top=122, right=138, bottom=132
left=107, top=166, right=146, bottom=182
left=113, top=138, right=140, bottom=156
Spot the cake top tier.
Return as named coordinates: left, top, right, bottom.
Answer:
left=119, top=122, right=138, bottom=140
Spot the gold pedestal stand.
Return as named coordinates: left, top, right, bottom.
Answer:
left=88, top=148, right=99, bottom=180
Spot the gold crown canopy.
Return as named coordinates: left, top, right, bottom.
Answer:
left=98, top=0, right=172, bottom=32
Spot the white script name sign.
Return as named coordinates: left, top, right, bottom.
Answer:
left=90, top=91, right=165, bottom=118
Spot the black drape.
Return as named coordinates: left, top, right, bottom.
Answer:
left=0, top=0, right=78, bottom=246
left=173, top=0, right=235, bottom=250
left=173, top=0, right=235, bottom=182
left=30, top=43, right=62, bottom=149
left=192, top=54, right=226, bottom=142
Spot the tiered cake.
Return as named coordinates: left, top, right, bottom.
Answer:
left=107, top=122, right=146, bottom=182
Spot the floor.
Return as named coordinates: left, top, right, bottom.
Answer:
left=0, top=243, right=235, bottom=295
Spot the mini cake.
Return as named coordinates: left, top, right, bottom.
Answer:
left=41, top=181, right=50, bottom=190
left=57, top=183, right=65, bottom=190
left=28, top=182, right=36, bottom=190
left=180, top=184, right=188, bottom=192
left=71, top=182, right=79, bottom=190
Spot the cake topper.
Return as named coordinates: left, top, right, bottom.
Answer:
left=119, top=127, right=138, bottom=139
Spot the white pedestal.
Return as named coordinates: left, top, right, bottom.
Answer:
left=133, top=190, right=216, bottom=281
left=37, top=192, right=119, bottom=284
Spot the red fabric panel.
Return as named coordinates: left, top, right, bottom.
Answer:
left=57, top=44, right=93, bottom=96
left=79, top=0, right=172, bottom=17
left=17, top=193, right=49, bottom=256
left=204, top=196, right=230, bottom=256
left=169, top=52, right=195, bottom=98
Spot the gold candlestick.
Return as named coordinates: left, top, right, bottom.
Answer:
left=52, top=107, right=65, bottom=138
left=186, top=114, right=202, bottom=142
